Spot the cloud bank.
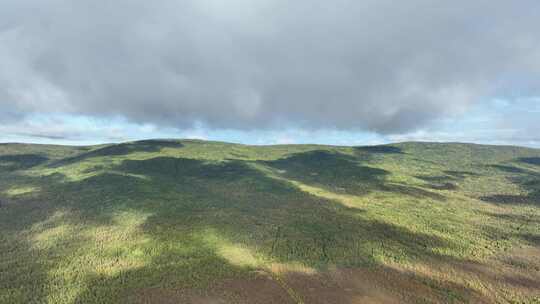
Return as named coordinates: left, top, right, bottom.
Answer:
left=1, top=0, right=539, bottom=134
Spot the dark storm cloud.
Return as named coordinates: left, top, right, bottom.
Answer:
left=1, top=0, right=539, bottom=133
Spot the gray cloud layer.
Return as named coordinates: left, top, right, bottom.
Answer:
left=1, top=0, right=539, bottom=133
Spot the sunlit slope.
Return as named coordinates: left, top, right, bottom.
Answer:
left=1, top=140, right=539, bottom=303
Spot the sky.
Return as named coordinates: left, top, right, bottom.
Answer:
left=1, top=1, right=539, bottom=147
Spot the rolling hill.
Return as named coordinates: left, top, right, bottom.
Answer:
left=1, top=140, right=539, bottom=303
